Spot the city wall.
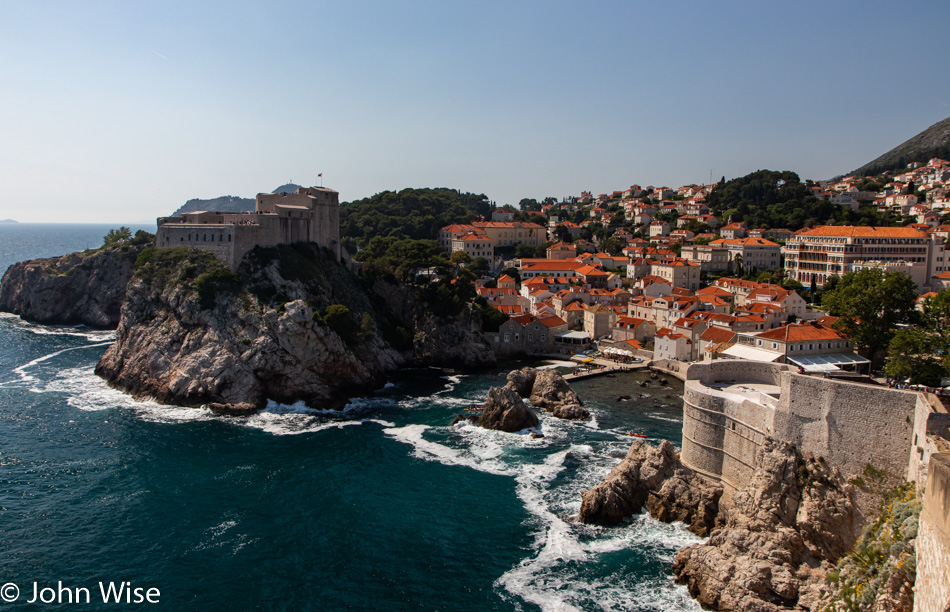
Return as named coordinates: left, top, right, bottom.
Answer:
left=773, top=374, right=917, bottom=488
left=680, top=362, right=921, bottom=497
left=681, top=361, right=788, bottom=492
left=914, top=453, right=950, bottom=612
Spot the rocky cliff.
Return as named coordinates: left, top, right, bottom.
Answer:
left=95, top=243, right=495, bottom=412
left=579, top=438, right=860, bottom=611
left=0, top=240, right=151, bottom=328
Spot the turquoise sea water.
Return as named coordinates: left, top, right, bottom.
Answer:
left=0, top=225, right=702, bottom=610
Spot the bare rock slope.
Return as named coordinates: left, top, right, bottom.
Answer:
left=579, top=438, right=858, bottom=611
left=0, top=242, right=150, bottom=328
left=96, top=243, right=495, bottom=412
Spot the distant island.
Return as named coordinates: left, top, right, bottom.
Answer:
left=170, top=183, right=302, bottom=217
left=0, top=219, right=18, bottom=224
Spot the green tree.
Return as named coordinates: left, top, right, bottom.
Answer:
left=102, top=226, right=132, bottom=248
left=515, top=243, right=536, bottom=259
left=323, top=304, right=358, bottom=342
left=821, top=269, right=919, bottom=363
left=886, top=290, right=950, bottom=386
left=450, top=250, right=473, bottom=265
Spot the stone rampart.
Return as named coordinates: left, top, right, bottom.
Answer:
left=909, top=395, right=950, bottom=484
left=914, top=453, right=950, bottom=612
left=774, top=374, right=916, bottom=487
left=681, top=362, right=920, bottom=496
left=683, top=380, right=771, bottom=493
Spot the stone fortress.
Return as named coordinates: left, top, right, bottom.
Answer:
left=659, top=359, right=950, bottom=611
left=155, top=186, right=341, bottom=270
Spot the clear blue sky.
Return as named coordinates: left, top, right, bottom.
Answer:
left=2, top=0, right=949, bottom=223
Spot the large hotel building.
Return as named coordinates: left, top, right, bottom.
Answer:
left=784, top=226, right=945, bottom=289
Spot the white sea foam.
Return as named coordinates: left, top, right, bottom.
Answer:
left=0, top=313, right=116, bottom=342
left=35, top=364, right=395, bottom=435
left=647, top=413, right=683, bottom=424
left=9, top=342, right=113, bottom=385
left=383, top=424, right=514, bottom=476
left=243, top=411, right=394, bottom=437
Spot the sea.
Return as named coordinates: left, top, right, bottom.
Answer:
left=0, top=223, right=703, bottom=611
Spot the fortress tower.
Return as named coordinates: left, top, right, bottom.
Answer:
left=155, top=186, right=341, bottom=270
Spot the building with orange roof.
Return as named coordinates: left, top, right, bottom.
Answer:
left=719, top=222, right=747, bottom=239
left=545, top=241, right=577, bottom=260
left=450, top=232, right=494, bottom=261
left=519, top=260, right=589, bottom=279
left=654, top=327, right=692, bottom=361
left=695, top=286, right=735, bottom=306
left=497, top=274, right=517, bottom=290
left=611, top=316, right=656, bottom=344
left=745, top=284, right=806, bottom=318
left=695, top=294, right=731, bottom=314
left=649, top=259, right=701, bottom=291
left=784, top=225, right=943, bottom=289
left=583, top=303, right=620, bottom=340
left=697, top=325, right=737, bottom=360
left=722, top=321, right=869, bottom=372
left=710, top=236, right=782, bottom=271
left=471, top=221, right=547, bottom=248
left=681, top=244, right=730, bottom=273
left=438, top=223, right=482, bottom=251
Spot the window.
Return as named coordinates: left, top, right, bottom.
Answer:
left=504, top=334, right=510, bottom=342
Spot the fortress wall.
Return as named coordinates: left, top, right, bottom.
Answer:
left=914, top=453, right=950, bottom=612
left=682, top=382, right=771, bottom=492
left=155, top=224, right=235, bottom=268
left=909, top=395, right=950, bottom=484
left=774, top=373, right=917, bottom=484
left=686, top=360, right=790, bottom=387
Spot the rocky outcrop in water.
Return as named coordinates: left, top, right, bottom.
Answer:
left=579, top=438, right=859, bottom=611
left=96, top=243, right=494, bottom=412
left=578, top=439, right=722, bottom=535
left=672, top=440, right=858, bottom=611
left=0, top=240, right=151, bottom=328
left=506, top=367, right=537, bottom=397
left=507, top=367, right=589, bottom=420
left=475, top=383, right=539, bottom=432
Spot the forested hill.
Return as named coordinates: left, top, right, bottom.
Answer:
left=706, top=170, right=878, bottom=230
left=170, top=183, right=302, bottom=217
left=849, top=116, right=950, bottom=177
left=340, top=188, right=492, bottom=247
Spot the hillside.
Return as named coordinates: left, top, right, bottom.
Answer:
left=340, top=187, right=492, bottom=248
left=849, top=116, right=950, bottom=177
left=170, top=183, right=302, bottom=217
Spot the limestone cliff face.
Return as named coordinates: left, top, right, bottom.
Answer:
left=95, top=244, right=494, bottom=412
left=578, top=439, right=722, bottom=535
left=0, top=243, right=148, bottom=328
left=672, top=440, right=857, bottom=611
left=371, top=280, right=495, bottom=369
left=579, top=438, right=859, bottom=612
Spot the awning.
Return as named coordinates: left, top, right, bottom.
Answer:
left=602, top=347, right=634, bottom=357
left=555, top=331, right=591, bottom=341
left=787, top=353, right=870, bottom=371
left=720, top=344, right=784, bottom=363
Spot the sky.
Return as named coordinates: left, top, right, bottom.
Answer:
left=2, top=0, right=949, bottom=223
